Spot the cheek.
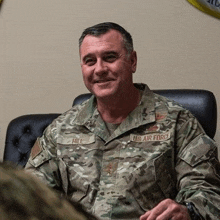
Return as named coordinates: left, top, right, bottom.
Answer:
left=82, top=70, right=94, bottom=90
left=109, top=64, right=123, bottom=76
left=82, top=67, right=92, bottom=80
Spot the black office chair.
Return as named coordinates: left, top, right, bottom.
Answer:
left=3, top=89, right=217, bottom=167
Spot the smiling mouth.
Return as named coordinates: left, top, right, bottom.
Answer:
left=94, top=79, right=114, bottom=83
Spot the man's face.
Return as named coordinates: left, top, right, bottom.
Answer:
left=80, top=29, right=137, bottom=99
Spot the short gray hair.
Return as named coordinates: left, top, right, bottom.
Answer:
left=79, top=22, right=134, bottom=54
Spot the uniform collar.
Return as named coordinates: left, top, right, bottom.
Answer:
left=75, top=83, right=156, bottom=142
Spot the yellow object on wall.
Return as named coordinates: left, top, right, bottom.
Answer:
left=187, top=0, right=220, bottom=19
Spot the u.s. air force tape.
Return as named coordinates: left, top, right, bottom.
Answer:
left=187, top=0, right=220, bottom=19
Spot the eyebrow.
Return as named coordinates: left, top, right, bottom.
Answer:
left=82, top=51, right=119, bottom=62
left=103, top=51, right=118, bottom=56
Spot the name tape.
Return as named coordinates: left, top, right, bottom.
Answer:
left=57, top=134, right=95, bottom=145
left=130, top=131, right=170, bottom=142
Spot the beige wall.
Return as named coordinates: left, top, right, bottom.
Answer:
left=0, top=0, right=220, bottom=160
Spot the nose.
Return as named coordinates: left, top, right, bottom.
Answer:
left=94, top=59, right=107, bottom=76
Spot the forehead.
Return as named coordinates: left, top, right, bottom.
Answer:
left=80, top=30, right=124, bottom=55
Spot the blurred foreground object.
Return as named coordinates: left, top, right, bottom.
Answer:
left=0, top=162, right=98, bottom=220
left=0, top=0, right=3, bottom=8
left=187, top=0, right=220, bottom=19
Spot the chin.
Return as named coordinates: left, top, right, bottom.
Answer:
left=92, top=88, right=116, bottom=99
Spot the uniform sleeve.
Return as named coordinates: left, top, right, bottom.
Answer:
left=25, top=120, right=63, bottom=192
left=175, top=110, right=220, bottom=219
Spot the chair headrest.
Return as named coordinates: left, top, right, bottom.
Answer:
left=73, top=89, right=217, bottom=139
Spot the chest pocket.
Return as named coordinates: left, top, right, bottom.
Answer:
left=120, top=147, right=176, bottom=211
left=57, top=133, right=101, bottom=205
left=57, top=133, right=98, bottom=167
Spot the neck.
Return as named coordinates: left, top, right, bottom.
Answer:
left=96, top=86, right=140, bottom=124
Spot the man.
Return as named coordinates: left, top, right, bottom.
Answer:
left=25, top=22, right=220, bottom=220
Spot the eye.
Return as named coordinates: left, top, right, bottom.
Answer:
left=104, top=54, right=118, bottom=63
left=84, top=57, right=96, bottom=66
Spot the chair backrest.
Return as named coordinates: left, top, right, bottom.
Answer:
left=4, top=114, right=60, bottom=166
left=4, top=89, right=217, bottom=166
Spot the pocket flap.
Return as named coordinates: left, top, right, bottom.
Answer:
left=179, top=135, right=216, bottom=167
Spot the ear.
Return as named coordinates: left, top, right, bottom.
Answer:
left=130, top=51, right=137, bottom=73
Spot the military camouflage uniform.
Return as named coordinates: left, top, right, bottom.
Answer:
left=25, top=84, right=220, bottom=220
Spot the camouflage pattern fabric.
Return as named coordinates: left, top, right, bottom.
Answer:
left=25, top=83, right=220, bottom=220
left=0, top=162, right=98, bottom=220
